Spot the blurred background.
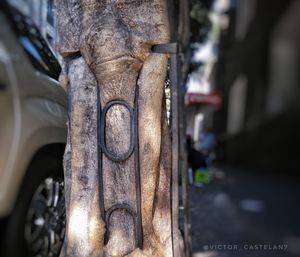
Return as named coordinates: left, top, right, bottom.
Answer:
left=184, top=0, right=300, bottom=257
left=185, top=0, right=300, bottom=172
left=0, top=0, right=299, bottom=257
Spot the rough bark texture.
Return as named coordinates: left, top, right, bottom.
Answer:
left=56, top=1, right=178, bottom=257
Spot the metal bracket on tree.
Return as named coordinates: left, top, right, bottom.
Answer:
left=97, top=85, right=142, bottom=249
left=95, top=42, right=182, bottom=255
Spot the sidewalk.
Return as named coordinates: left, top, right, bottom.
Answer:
left=189, top=166, right=300, bottom=257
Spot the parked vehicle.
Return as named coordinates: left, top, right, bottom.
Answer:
left=0, top=3, right=67, bottom=257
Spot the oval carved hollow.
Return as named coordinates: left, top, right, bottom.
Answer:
left=100, top=100, right=135, bottom=162
left=104, top=204, right=138, bottom=246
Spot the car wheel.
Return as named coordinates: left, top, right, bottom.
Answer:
left=2, top=153, right=66, bottom=257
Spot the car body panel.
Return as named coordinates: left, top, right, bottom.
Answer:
left=0, top=11, right=67, bottom=217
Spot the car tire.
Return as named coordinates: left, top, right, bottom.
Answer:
left=2, top=152, right=65, bottom=257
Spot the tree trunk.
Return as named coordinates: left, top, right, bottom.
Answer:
left=56, top=1, right=183, bottom=256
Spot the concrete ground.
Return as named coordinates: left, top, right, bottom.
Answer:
left=189, top=166, right=300, bottom=257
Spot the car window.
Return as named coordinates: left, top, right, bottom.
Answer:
left=4, top=4, right=61, bottom=80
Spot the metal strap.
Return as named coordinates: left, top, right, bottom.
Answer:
left=105, top=203, right=139, bottom=245
left=96, top=42, right=180, bottom=253
left=97, top=86, right=143, bottom=249
left=100, top=100, right=135, bottom=162
left=152, top=43, right=179, bottom=54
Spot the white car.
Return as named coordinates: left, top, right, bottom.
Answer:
left=0, top=4, right=67, bottom=257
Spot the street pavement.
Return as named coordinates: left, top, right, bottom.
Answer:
left=189, top=166, right=300, bottom=257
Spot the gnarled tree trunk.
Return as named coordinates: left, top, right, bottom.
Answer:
left=56, top=1, right=183, bottom=256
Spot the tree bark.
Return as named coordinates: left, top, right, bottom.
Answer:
left=55, top=1, right=181, bottom=257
